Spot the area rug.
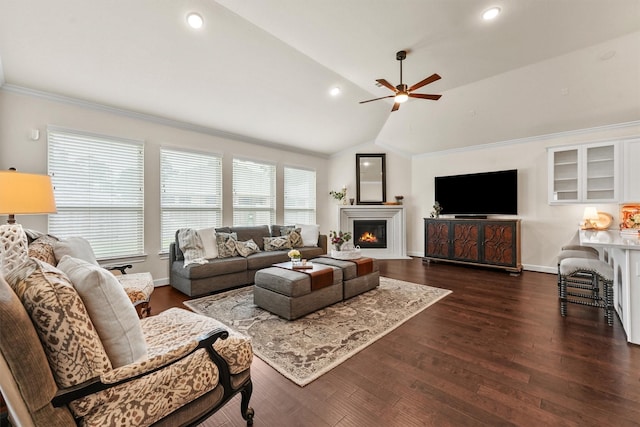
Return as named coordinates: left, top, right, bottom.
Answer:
left=184, top=277, right=451, bottom=386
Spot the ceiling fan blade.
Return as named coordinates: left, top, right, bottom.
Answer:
left=409, top=93, right=442, bottom=100
left=359, top=95, right=394, bottom=104
left=391, top=102, right=400, bottom=112
left=376, top=79, right=397, bottom=92
left=408, top=73, right=441, bottom=92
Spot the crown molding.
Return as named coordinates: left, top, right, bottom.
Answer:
left=414, top=120, right=640, bottom=159
left=0, top=84, right=330, bottom=159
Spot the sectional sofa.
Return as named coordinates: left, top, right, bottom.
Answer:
left=169, top=225, right=327, bottom=296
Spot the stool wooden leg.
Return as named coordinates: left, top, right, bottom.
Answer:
left=605, top=280, right=614, bottom=326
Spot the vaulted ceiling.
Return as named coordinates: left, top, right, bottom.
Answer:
left=1, top=0, right=639, bottom=157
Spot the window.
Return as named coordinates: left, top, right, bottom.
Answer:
left=160, top=148, right=222, bottom=252
left=284, top=166, right=316, bottom=224
left=48, top=127, right=144, bottom=260
left=232, top=158, right=275, bottom=226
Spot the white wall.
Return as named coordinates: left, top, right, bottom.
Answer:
left=0, top=89, right=329, bottom=283
left=410, top=123, right=640, bottom=272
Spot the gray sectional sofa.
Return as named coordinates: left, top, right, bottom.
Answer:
left=169, top=225, right=327, bottom=296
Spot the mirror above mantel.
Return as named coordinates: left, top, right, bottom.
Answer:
left=356, top=153, right=386, bottom=205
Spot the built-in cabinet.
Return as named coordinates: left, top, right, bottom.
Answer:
left=547, top=141, right=621, bottom=204
left=623, top=138, right=640, bottom=202
left=423, top=218, right=522, bottom=273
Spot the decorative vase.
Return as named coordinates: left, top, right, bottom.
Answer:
left=290, top=256, right=301, bottom=266
left=333, top=243, right=342, bottom=251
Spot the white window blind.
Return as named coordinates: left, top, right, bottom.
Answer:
left=284, top=166, right=316, bottom=225
left=160, top=148, right=222, bottom=252
left=48, top=128, right=144, bottom=260
left=232, top=158, right=276, bottom=226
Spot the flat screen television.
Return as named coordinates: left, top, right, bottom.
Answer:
left=434, top=169, right=518, bottom=216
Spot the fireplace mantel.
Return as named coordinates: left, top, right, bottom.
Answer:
left=338, top=205, right=408, bottom=259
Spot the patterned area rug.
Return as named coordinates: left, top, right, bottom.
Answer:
left=184, top=277, right=451, bottom=386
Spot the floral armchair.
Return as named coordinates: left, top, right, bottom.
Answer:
left=0, top=226, right=254, bottom=426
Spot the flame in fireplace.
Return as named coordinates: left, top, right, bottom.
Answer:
left=359, top=232, right=378, bottom=243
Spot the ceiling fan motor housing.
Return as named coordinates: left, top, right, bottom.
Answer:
left=396, top=50, right=407, bottom=61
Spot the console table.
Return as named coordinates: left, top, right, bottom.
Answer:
left=579, top=229, right=640, bottom=345
left=423, top=218, right=522, bottom=274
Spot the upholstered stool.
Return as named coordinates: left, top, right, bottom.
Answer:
left=559, top=257, right=614, bottom=326
left=117, top=272, right=154, bottom=318
left=556, top=248, right=600, bottom=291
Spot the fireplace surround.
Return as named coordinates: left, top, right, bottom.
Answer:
left=338, top=205, right=408, bottom=259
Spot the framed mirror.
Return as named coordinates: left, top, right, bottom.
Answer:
left=356, top=153, right=386, bottom=205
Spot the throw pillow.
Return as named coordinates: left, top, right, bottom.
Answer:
left=296, top=224, right=320, bottom=247
left=236, top=239, right=260, bottom=257
left=280, top=227, right=304, bottom=248
left=216, top=232, right=238, bottom=258
left=197, top=227, right=218, bottom=259
left=5, top=258, right=112, bottom=388
left=263, top=235, right=292, bottom=251
left=28, top=234, right=58, bottom=266
left=0, top=224, right=29, bottom=276
left=57, top=255, right=148, bottom=368
left=53, top=237, right=99, bottom=266
left=177, top=228, right=207, bottom=267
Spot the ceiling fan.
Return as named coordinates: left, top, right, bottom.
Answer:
left=360, top=50, right=441, bottom=112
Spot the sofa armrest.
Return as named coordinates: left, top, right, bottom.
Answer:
left=51, top=328, right=230, bottom=406
left=318, top=234, right=327, bottom=254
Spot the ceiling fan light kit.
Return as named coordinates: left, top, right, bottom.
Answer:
left=360, top=50, right=442, bottom=112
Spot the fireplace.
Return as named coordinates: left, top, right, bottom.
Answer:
left=353, top=220, right=387, bottom=249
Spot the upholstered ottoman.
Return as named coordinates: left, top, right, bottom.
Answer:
left=254, top=266, right=343, bottom=320
left=311, top=257, right=380, bottom=299
left=117, top=272, right=154, bottom=318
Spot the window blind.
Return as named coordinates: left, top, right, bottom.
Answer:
left=232, top=158, right=276, bottom=226
left=48, top=128, right=144, bottom=260
left=284, top=166, right=316, bottom=225
left=160, top=148, right=222, bottom=251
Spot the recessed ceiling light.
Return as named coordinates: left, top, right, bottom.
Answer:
left=186, top=12, right=204, bottom=29
left=482, top=7, right=501, bottom=20
left=330, top=87, right=341, bottom=96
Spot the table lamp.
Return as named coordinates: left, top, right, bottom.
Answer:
left=0, top=169, right=57, bottom=275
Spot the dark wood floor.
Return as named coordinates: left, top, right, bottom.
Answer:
left=152, top=258, right=640, bottom=427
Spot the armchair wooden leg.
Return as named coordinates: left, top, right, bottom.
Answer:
left=240, top=380, right=254, bottom=425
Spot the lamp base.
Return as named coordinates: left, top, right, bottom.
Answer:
left=0, top=224, right=29, bottom=276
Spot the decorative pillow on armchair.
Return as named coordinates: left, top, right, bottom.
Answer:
left=57, top=255, right=148, bottom=368
left=216, top=232, right=238, bottom=258
left=263, top=235, right=292, bottom=251
left=236, top=239, right=260, bottom=257
left=280, top=227, right=304, bottom=248
left=5, top=258, right=112, bottom=388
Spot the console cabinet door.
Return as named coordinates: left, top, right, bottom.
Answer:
left=451, top=221, right=480, bottom=263
left=481, top=222, right=517, bottom=267
left=424, top=219, right=450, bottom=258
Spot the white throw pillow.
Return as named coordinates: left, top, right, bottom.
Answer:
left=57, top=255, right=148, bottom=368
left=296, top=224, right=320, bottom=247
left=197, top=227, right=218, bottom=259
left=54, top=237, right=99, bottom=266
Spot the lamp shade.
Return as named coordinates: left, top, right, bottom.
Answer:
left=0, top=171, right=57, bottom=215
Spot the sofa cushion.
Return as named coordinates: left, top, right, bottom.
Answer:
left=296, top=224, right=320, bottom=247
left=28, top=234, right=58, bottom=266
left=264, top=236, right=292, bottom=251
left=5, top=258, right=112, bottom=388
left=177, top=228, right=207, bottom=267
left=175, top=256, right=248, bottom=280
left=245, top=250, right=289, bottom=270
left=229, top=225, right=271, bottom=250
left=236, top=239, right=260, bottom=257
left=57, top=256, right=148, bottom=368
left=280, top=227, right=304, bottom=248
left=197, top=227, right=219, bottom=259
left=53, top=236, right=99, bottom=266
left=216, top=232, right=238, bottom=258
